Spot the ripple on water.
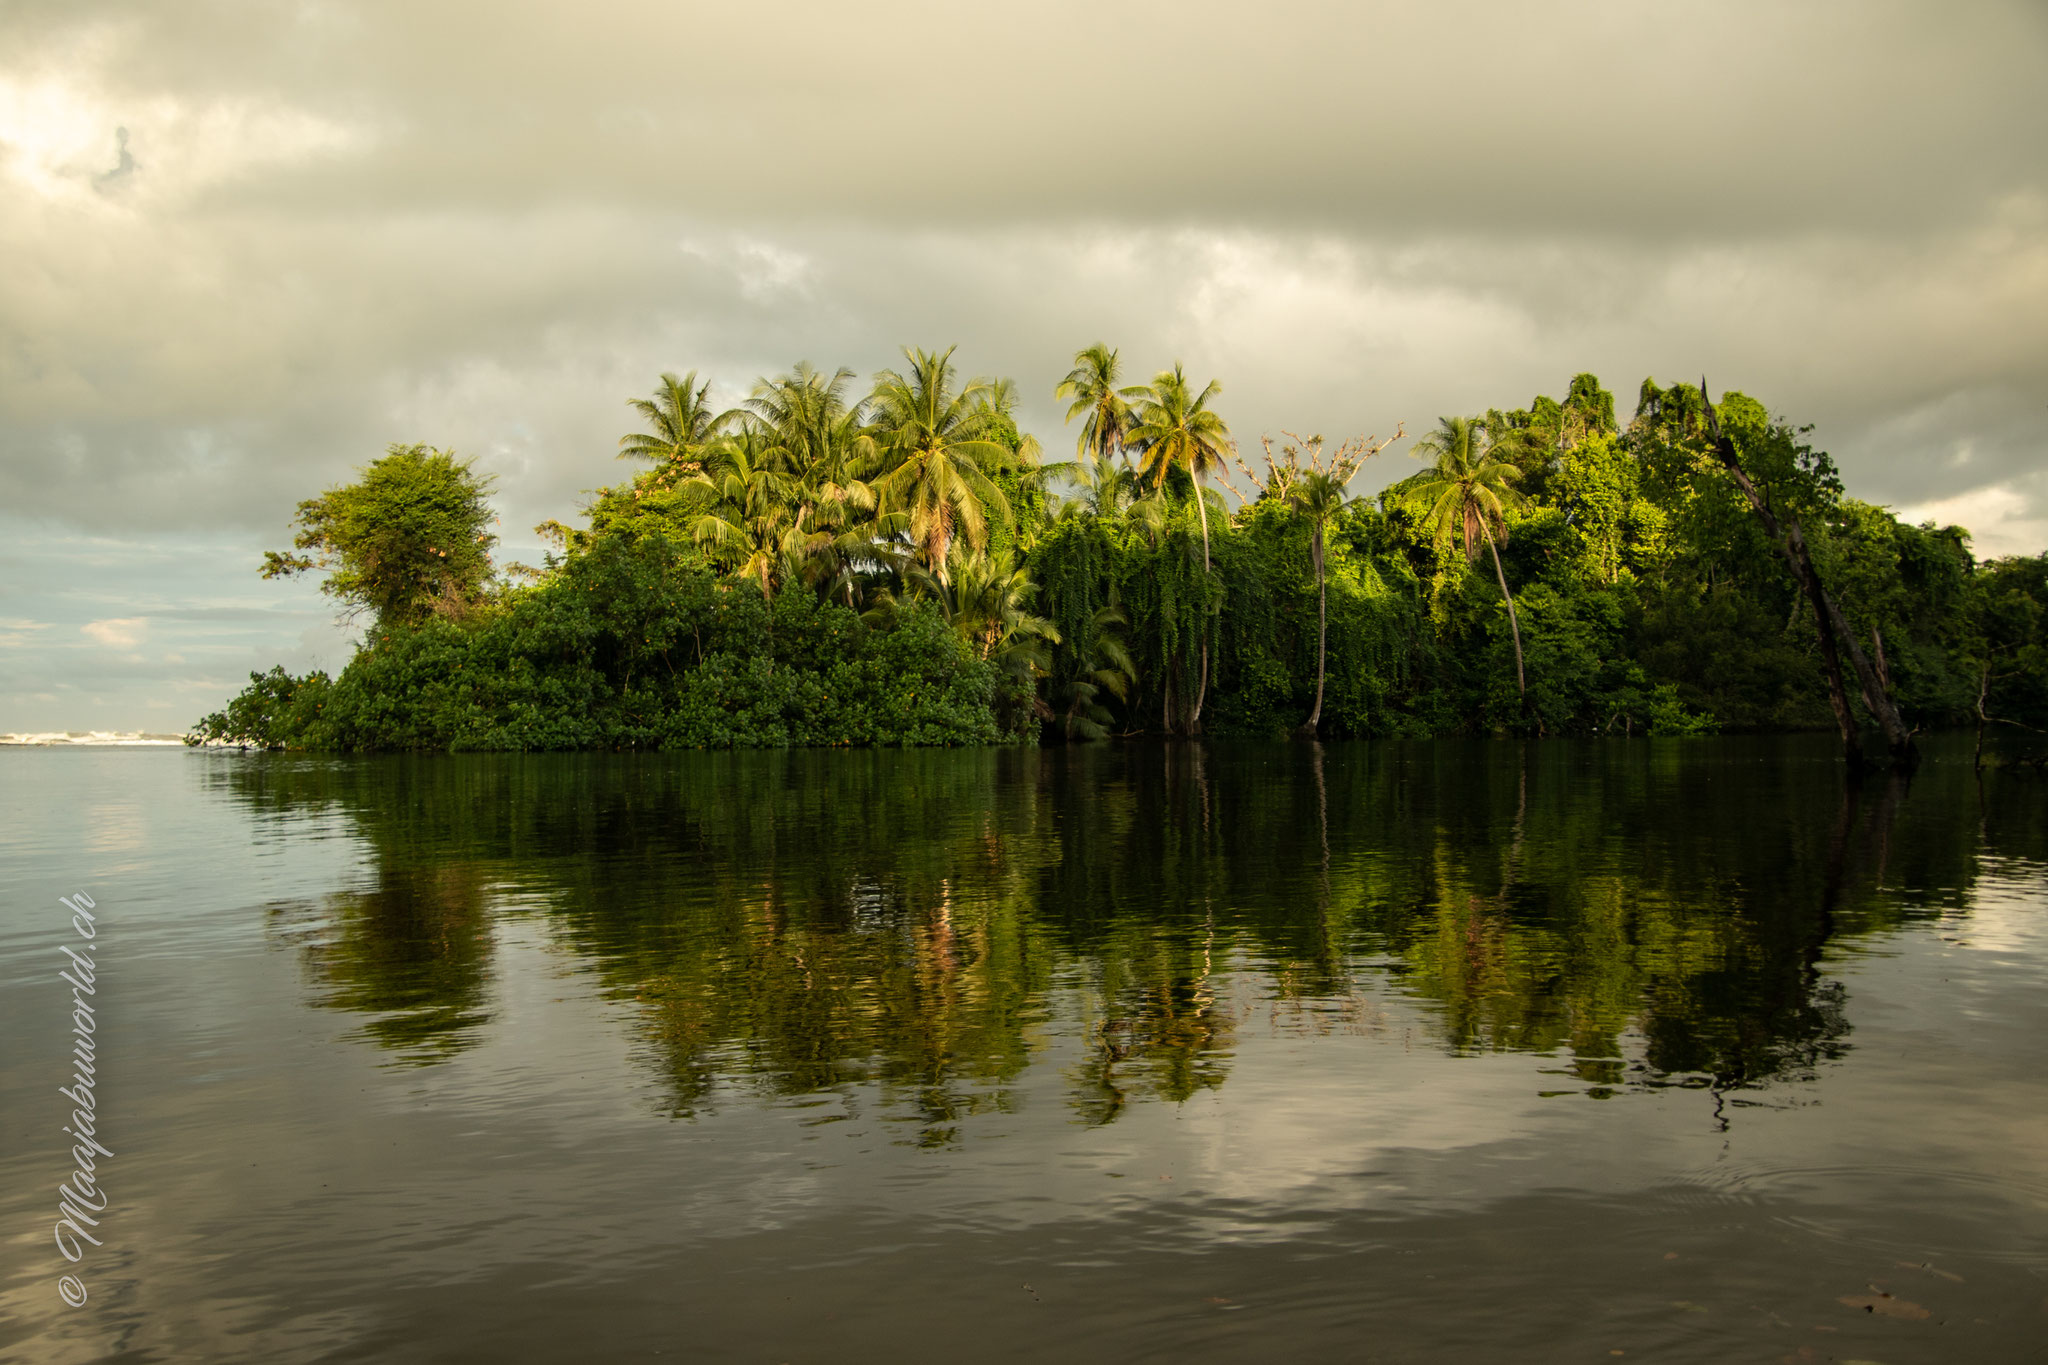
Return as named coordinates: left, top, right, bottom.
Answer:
left=1671, top=1161, right=2048, bottom=1266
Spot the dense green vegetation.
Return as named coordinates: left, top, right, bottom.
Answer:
left=195, top=348, right=2047, bottom=755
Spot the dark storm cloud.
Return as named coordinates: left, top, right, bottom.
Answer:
left=1, top=0, right=2044, bottom=727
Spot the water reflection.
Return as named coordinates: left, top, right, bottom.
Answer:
left=269, top=864, right=495, bottom=1064
left=210, top=740, right=2045, bottom=1134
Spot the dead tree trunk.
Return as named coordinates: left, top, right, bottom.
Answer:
left=1701, top=387, right=1916, bottom=768
left=1974, top=663, right=1989, bottom=772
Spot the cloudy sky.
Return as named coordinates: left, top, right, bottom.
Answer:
left=3, top=0, right=2044, bottom=732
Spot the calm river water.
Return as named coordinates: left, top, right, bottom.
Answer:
left=2, top=737, right=2045, bottom=1362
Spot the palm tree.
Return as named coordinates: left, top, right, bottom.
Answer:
left=931, top=548, right=1061, bottom=673
left=1051, top=447, right=1145, bottom=521
left=676, top=440, right=802, bottom=603
left=746, top=363, right=878, bottom=491
left=1130, top=363, right=1232, bottom=730
left=1051, top=604, right=1139, bottom=741
left=1129, top=364, right=1232, bottom=569
left=743, top=363, right=891, bottom=599
left=869, top=347, right=1013, bottom=584
left=975, top=376, right=1050, bottom=555
left=619, top=371, right=731, bottom=470
left=1287, top=471, right=1353, bottom=734
left=1410, top=415, right=1529, bottom=697
left=1055, top=344, right=1145, bottom=467
left=976, top=376, right=1045, bottom=466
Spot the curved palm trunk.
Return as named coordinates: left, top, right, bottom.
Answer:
left=1483, top=526, right=1526, bottom=697
left=1190, top=478, right=1211, bottom=734
left=1301, top=522, right=1327, bottom=734
left=929, top=486, right=954, bottom=586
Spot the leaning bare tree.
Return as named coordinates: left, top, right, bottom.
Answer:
left=1700, top=383, right=1916, bottom=768
left=1227, top=427, right=1403, bottom=735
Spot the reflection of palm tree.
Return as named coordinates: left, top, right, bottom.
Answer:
left=1411, top=416, right=1530, bottom=697
left=285, top=864, right=495, bottom=1064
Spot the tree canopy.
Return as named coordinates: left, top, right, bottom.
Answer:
left=203, top=354, right=2046, bottom=760
left=261, top=443, right=497, bottom=628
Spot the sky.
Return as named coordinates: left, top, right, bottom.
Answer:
left=2, top=0, right=2044, bottom=732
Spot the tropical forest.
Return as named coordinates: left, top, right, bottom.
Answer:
left=193, top=346, right=2048, bottom=761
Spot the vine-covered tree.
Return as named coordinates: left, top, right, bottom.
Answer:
left=1129, top=364, right=1232, bottom=729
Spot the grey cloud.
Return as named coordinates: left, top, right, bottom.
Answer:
left=53, top=1, right=2041, bottom=239
left=90, top=124, right=133, bottom=190
left=1, top=0, right=2044, bottom=728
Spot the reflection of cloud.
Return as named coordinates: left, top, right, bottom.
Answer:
left=86, top=800, right=147, bottom=853
left=82, top=616, right=148, bottom=646
left=1953, top=863, right=2048, bottom=953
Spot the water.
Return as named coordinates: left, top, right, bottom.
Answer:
left=2, top=737, right=2044, bottom=1362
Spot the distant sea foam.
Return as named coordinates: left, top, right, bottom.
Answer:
left=0, top=732, right=186, bottom=747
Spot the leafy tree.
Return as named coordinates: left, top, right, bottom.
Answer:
left=1558, top=372, right=1618, bottom=448
left=1410, top=416, right=1529, bottom=697
left=262, top=444, right=497, bottom=628
left=190, top=665, right=333, bottom=749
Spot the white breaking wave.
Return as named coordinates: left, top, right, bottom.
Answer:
left=0, top=731, right=187, bottom=747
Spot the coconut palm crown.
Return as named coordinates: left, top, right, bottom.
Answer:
left=1409, top=415, right=1530, bottom=695
left=869, top=346, right=1013, bottom=584
left=619, top=371, right=733, bottom=469
left=1055, top=344, right=1146, bottom=466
